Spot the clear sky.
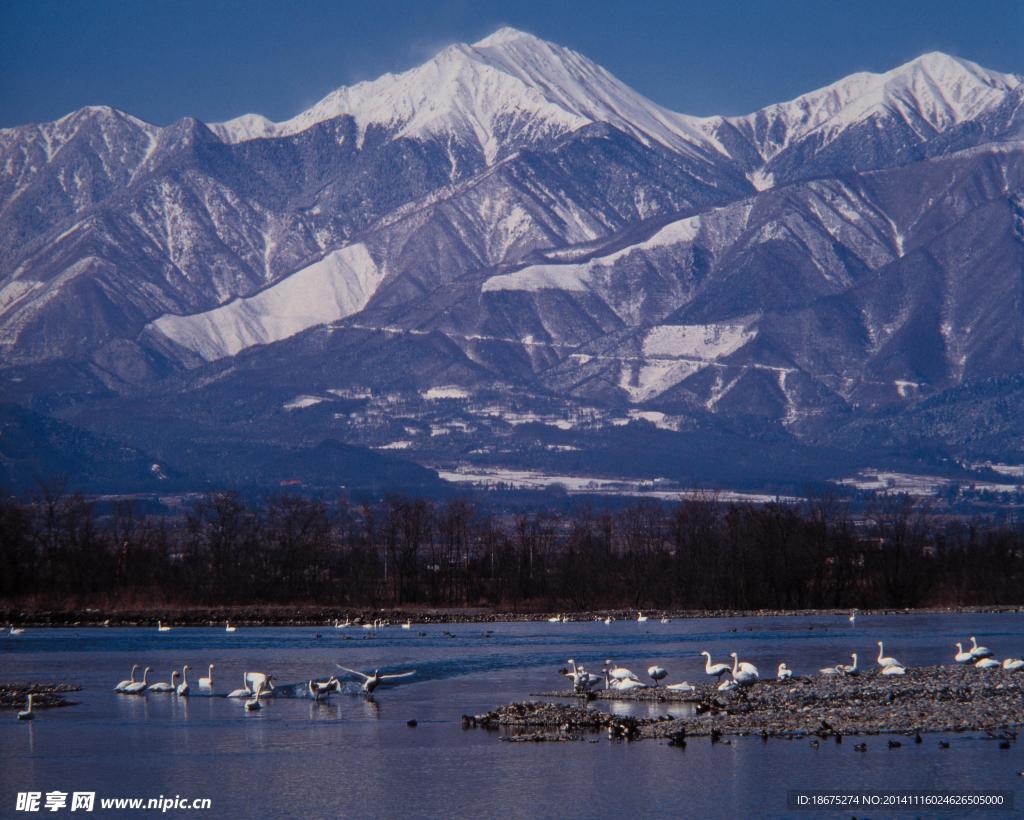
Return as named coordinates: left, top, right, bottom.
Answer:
left=1, top=0, right=1022, bottom=128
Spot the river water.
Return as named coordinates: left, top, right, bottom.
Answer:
left=1, top=612, right=1021, bottom=818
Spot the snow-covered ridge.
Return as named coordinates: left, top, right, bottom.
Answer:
left=727, top=52, right=1021, bottom=162
left=209, top=28, right=724, bottom=162
left=149, top=244, right=383, bottom=361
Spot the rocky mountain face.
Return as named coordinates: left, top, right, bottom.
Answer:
left=2, top=29, right=1023, bottom=494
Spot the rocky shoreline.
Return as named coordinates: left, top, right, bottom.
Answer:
left=3, top=604, right=1021, bottom=628
left=1, top=683, right=81, bottom=710
left=469, top=665, right=1023, bottom=743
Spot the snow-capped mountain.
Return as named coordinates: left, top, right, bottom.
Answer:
left=2, top=28, right=1023, bottom=493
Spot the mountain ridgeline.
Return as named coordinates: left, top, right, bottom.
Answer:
left=2, top=29, right=1023, bottom=495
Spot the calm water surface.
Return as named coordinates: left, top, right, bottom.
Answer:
left=1, top=613, right=1022, bottom=818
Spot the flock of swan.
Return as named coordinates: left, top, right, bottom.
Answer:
left=110, top=661, right=416, bottom=709
left=562, top=634, right=1023, bottom=694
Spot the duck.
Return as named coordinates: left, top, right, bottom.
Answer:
left=177, top=666, right=190, bottom=697
left=122, top=667, right=151, bottom=695
left=198, top=664, right=215, bottom=689
left=954, top=643, right=973, bottom=663
left=777, top=663, right=793, bottom=680
left=968, top=636, right=993, bottom=659
left=114, top=664, right=140, bottom=692
left=18, top=694, right=34, bottom=720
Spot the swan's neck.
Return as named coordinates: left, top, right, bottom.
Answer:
left=877, top=643, right=884, bottom=662
left=732, top=655, right=739, bottom=674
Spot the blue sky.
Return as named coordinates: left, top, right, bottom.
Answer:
left=1, top=0, right=1022, bottom=128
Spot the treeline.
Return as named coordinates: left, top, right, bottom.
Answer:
left=1, top=488, right=1021, bottom=611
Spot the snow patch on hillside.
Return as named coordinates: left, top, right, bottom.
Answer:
left=642, top=323, right=755, bottom=360
left=482, top=215, right=701, bottom=292
left=150, top=244, right=383, bottom=361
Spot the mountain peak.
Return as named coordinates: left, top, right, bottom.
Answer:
left=473, top=26, right=539, bottom=47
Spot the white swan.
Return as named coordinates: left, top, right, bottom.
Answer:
left=777, top=663, right=793, bottom=680
left=18, top=694, right=33, bottom=720
left=729, top=652, right=759, bottom=685
left=974, top=657, right=1000, bottom=669
left=308, top=677, right=339, bottom=701
left=564, top=659, right=602, bottom=692
left=198, top=664, right=214, bottom=689
left=954, top=643, right=973, bottom=663
left=9, top=625, right=25, bottom=635
left=177, top=666, right=190, bottom=697
left=819, top=663, right=842, bottom=676
left=1002, top=658, right=1024, bottom=671
left=700, top=651, right=731, bottom=681
left=334, top=618, right=351, bottom=629
left=660, top=617, right=670, bottom=624
left=148, top=671, right=177, bottom=693
left=968, top=636, right=993, bottom=659
left=665, top=681, right=695, bottom=692
left=881, top=665, right=906, bottom=676
left=647, top=665, right=668, bottom=685
left=603, top=616, right=613, bottom=625
left=225, top=621, right=236, bottom=633
left=157, top=621, right=171, bottom=632
left=245, top=682, right=265, bottom=711
left=115, top=664, right=139, bottom=692
left=336, top=665, right=416, bottom=694
left=604, top=660, right=639, bottom=682
left=636, top=611, right=648, bottom=623
left=876, top=641, right=904, bottom=669
left=226, top=673, right=251, bottom=698
left=840, top=653, right=859, bottom=676
left=547, top=615, right=562, bottom=623
left=606, top=674, right=647, bottom=692
left=717, top=679, right=738, bottom=692
left=401, top=620, right=412, bottom=630
left=122, top=667, right=151, bottom=694
left=849, top=609, right=857, bottom=625
left=244, top=672, right=275, bottom=694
